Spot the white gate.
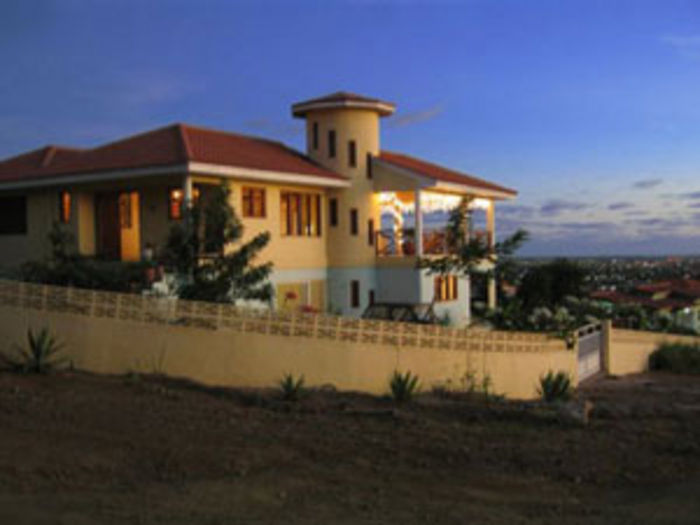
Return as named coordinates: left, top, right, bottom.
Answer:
left=577, top=323, right=604, bottom=382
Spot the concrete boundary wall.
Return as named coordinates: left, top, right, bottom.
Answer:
left=0, top=280, right=574, bottom=399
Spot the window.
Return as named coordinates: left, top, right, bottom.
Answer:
left=350, top=208, right=358, bottom=235
left=312, top=122, right=319, bottom=150
left=58, top=190, right=71, bottom=224
left=0, top=196, right=27, bottom=235
left=368, top=289, right=375, bottom=306
left=281, top=192, right=322, bottom=236
left=348, top=140, right=357, bottom=168
left=368, top=218, right=374, bottom=246
left=329, top=198, right=338, bottom=227
left=328, top=130, right=336, bottom=158
left=350, top=280, right=360, bottom=308
left=434, top=275, right=459, bottom=302
left=366, top=153, right=373, bottom=179
left=242, top=187, right=266, bottom=218
left=168, top=187, right=199, bottom=220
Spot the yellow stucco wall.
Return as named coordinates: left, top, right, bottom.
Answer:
left=607, top=328, right=700, bottom=376
left=0, top=295, right=574, bottom=400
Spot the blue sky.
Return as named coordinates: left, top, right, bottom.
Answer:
left=1, top=0, right=699, bottom=256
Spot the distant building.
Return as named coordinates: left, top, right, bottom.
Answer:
left=591, top=279, right=700, bottom=333
left=0, top=91, right=517, bottom=324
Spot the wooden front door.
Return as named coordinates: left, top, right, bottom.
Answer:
left=95, top=193, right=121, bottom=260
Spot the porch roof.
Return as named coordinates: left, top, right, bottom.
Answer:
left=0, top=123, right=348, bottom=190
left=375, top=151, right=517, bottom=200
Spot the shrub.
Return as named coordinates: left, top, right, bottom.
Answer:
left=649, top=343, right=700, bottom=374
left=0, top=328, right=66, bottom=374
left=279, top=373, right=305, bottom=401
left=538, top=370, right=573, bottom=403
left=389, top=370, right=420, bottom=403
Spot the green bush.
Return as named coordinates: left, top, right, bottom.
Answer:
left=1, top=328, right=66, bottom=374
left=649, top=343, right=700, bottom=374
left=389, top=370, right=420, bottom=403
left=538, top=370, right=573, bottom=403
left=279, top=373, right=305, bottom=401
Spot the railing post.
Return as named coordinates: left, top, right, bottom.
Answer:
left=414, top=189, right=423, bottom=256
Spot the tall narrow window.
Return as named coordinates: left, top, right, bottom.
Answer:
left=434, top=275, right=458, bottom=302
left=281, top=191, right=322, bottom=237
left=328, top=130, right=336, bottom=158
left=350, top=280, right=360, bottom=308
left=368, top=289, right=375, bottom=306
left=350, top=208, right=358, bottom=235
left=59, top=190, right=71, bottom=224
left=367, top=218, right=374, bottom=246
left=242, top=187, right=266, bottom=218
left=312, top=122, right=319, bottom=150
left=348, top=140, right=357, bottom=168
left=168, top=187, right=199, bottom=220
left=366, top=153, right=373, bottom=179
left=329, top=198, right=338, bottom=226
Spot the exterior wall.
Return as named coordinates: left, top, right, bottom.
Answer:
left=607, top=328, right=700, bottom=376
left=0, top=281, right=573, bottom=400
left=0, top=189, right=59, bottom=269
left=327, top=267, right=376, bottom=316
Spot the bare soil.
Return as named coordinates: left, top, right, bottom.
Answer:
left=0, top=370, right=699, bottom=524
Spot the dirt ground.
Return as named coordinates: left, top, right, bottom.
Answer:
left=0, top=370, right=699, bottom=525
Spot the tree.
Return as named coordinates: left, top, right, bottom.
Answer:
left=163, top=182, right=273, bottom=304
left=417, top=196, right=529, bottom=296
left=516, top=258, right=587, bottom=310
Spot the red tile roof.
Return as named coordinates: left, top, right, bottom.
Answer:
left=292, top=91, right=396, bottom=117
left=378, top=151, right=517, bottom=197
left=0, top=124, right=345, bottom=185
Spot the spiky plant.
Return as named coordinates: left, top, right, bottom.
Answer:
left=279, top=373, right=306, bottom=402
left=538, top=370, right=573, bottom=403
left=1, top=328, right=66, bottom=374
left=390, top=370, right=420, bottom=403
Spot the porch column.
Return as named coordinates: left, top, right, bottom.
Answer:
left=183, top=174, right=194, bottom=209
left=486, top=199, right=495, bottom=249
left=486, top=200, right=497, bottom=309
left=414, top=190, right=423, bottom=256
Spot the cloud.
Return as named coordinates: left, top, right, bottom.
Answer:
left=677, top=191, right=700, bottom=199
left=608, top=202, right=633, bottom=211
left=539, top=199, right=589, bottom=216
left=497, top=204, right=536, bottom=218
left=387, top=105, right=444, bottom=128
left=624, top=210, right=647, bottom=216
left=632, top=178, right=663, bottom=189
left=242, top=118, right=303, bottom=138
left=688, top=202, right=700, bottom=209
left=661, top=35, right=700, bottom=60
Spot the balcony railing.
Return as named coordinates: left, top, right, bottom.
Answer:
left=375, top=228, right=492, bottom=257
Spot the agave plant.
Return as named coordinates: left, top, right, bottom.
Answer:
left=537, top=370, right=573, bottom=403
left=1, top=328, right=66, bottom=374
left=389, top=370, right=420, bottom=403
left=279, top=373, right=305, bottom=401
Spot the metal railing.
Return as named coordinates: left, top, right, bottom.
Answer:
left=375, top=228, right=492, bottom=257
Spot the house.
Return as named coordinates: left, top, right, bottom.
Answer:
left=0, top=91, right=516, bottom=324
left=591, top=279, right=700, bottom=333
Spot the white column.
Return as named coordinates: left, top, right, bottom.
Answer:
left=486, top=199, right=495, bottom=249
left=183, top=174, right=194, bottom=209
left=414, top=190, right=423, bottom=256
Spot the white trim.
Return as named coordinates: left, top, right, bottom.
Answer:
left=0, top=162, right=349, bottom=191
left=0, top=164, right=189, bottom=191
left=187, top=162, right=349, bottom=188
left=372, top=158, right=515, bottom=200
left=292, top=100, right=396, bottom=117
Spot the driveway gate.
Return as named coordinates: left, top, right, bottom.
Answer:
left=577, top=323, right=604, bottom=382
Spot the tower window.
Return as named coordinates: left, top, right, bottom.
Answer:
left=350, top=208, right=358, bottom=235
left=366, top=153, right=373, bottom=179
left=348, top=140, right=357, bottom=168
left=368, top=218, right=374, bottom=246
left=312, top=122, right=319, bottom=150
left=329, top=198, right=338, bottom=226
left=328, top=130, right=336, bottom=158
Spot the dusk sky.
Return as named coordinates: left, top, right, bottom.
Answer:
left=1, top=0, right=699, bottom=256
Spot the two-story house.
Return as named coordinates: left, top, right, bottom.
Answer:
left=0, top=92, right=516, bottom=324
